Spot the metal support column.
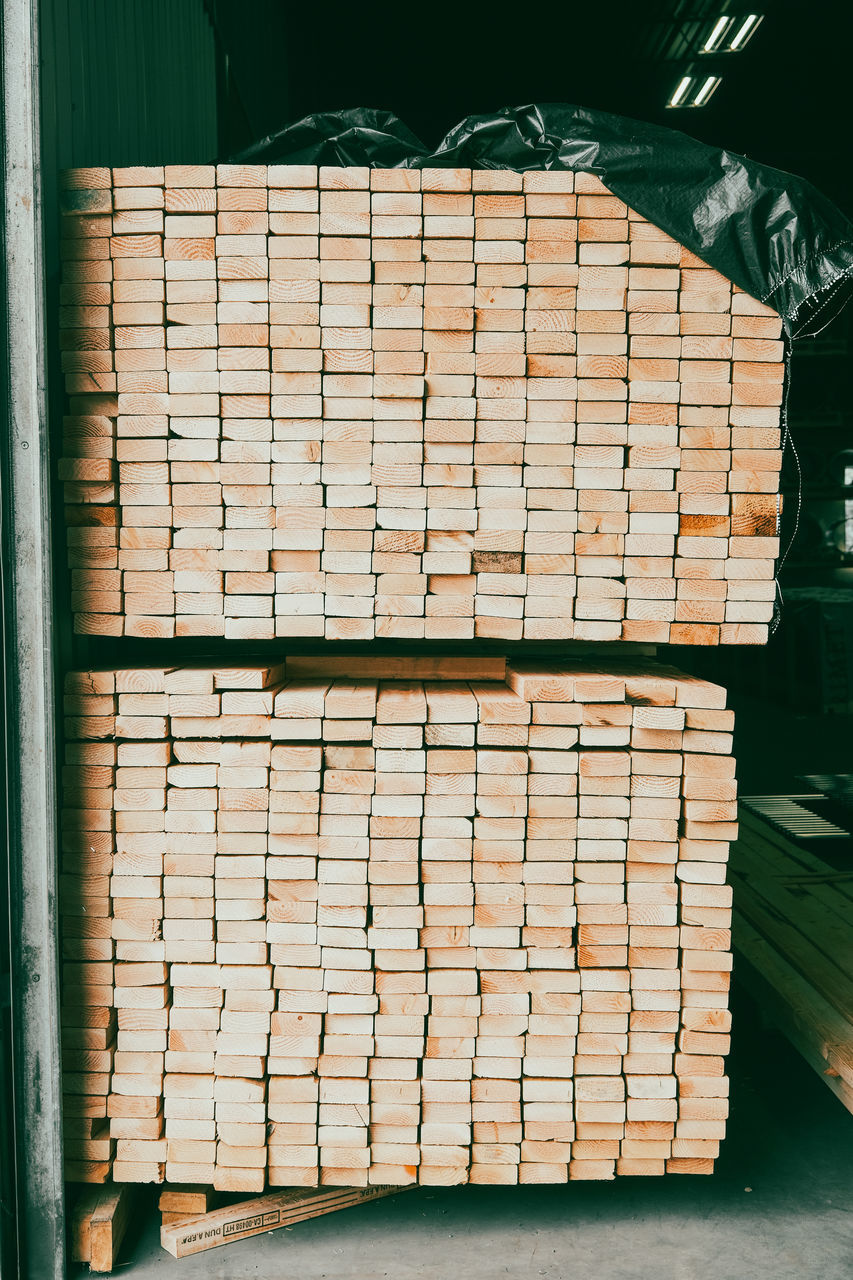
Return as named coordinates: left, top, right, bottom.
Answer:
left=1, top=0, right=65, bottom=1275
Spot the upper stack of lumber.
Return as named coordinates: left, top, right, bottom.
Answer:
left=59, top=164, right=784, bottom=645
left=60, top=654, right=735, bottom=1189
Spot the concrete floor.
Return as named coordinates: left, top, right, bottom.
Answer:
left=85, top=987, right=853, bottom=1280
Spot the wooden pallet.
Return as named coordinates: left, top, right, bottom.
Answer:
left=58, top=164, right=784, bottom=647
left=729, top=804, right=853, bottom=1112
left=61, top=654, right=735, bottom=1187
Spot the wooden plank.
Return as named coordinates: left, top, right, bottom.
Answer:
left=729, top=804, right=853, bottom=1116
left=729, top=860, right=853, bottom=1023
left=734, top=825, right=853, bottom=948
left=733, top=911, right=853, bottom=1112
left=286, top=656, right=506, bottom=682
left=160, top=1185, right=409, bottom=1258
left=158, top=1184, right=217, bottom=1214
left=69, top=1183, right=136, bottom=1272
left=737, top=808, right=853, bottom=917
left=69, top=1185, right=102, bottom=1263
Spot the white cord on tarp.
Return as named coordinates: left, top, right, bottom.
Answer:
left=771, top=334, right=800, bottom=635
left=770, top=276, right=853, bottom=634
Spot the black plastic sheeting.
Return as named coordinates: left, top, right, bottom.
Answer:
left=232, top=103, right=853, bottom=339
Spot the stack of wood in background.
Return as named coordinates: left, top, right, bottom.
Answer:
left=729, top=795, right=853, bottom=1115
left=61, top=654, right=735, bottom=1188
left=58, top=164, right=784, bottom=646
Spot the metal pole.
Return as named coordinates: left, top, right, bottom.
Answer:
left=1, top=0, right=65, bottom=1275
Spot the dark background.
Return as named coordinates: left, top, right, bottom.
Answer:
left=208, top=0, right=853, bottom=216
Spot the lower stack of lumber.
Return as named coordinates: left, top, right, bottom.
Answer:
left=61, top=653, right=735, bottom=1187
left=730, top=802, right=853, bottom=1113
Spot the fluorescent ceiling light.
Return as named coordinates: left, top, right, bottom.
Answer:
left=668, top=76, right=694, bottom=108
left=702, top=16, right=732, bottom=52
left=693, top=75, right=722, bottom=106
left=729, top=13, right=763, bottom=49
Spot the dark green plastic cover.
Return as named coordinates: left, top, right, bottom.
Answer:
left=233, top=103, right=853, bottom=337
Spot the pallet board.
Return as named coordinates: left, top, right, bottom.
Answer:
left=59, top=165, right=784, bottom=646
left=729, top=802, right=853, bottom=1113
left=61, top=655, right=735, bottom=1187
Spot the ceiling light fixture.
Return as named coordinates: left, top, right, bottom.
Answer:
left=667, top=75, right=694, bottom=108
left=693, top=75, right=722, bottom=106
left=702, top=16, right=733, bottom=53
left=728, top=13, right=763, bottom=50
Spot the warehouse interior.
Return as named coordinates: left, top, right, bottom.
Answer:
left=1, top=1, right=851, bottom=1276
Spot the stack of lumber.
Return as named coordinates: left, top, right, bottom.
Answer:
left=58, top=164, right=784, bottom=646
left=61, top=654, right=735, bottom=1188
left=729, top=799, right=853, bottom=1114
